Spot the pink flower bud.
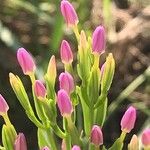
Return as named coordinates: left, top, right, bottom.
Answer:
left=17, top=48, right=36, bottom=75
left=90, top=125, right=103, bottom=146
left=0, top=94, right=9, bottom=115
left=121, top=106, right=136, bottom=133
left=60, top=0, right=78, bottom=26
left=72, top=145, right=81, bottom=150
left=141, top=129, right=150, bottom=148
left=59, top=72, right=74, bottom=94
left=60, top=40, right=73, bottom=64
left=92, top=26, right=105, bottom=54
left=41, top=146, right=50, bottom=150
left=57, top=89, right=73, bottom=117
left=34, top=80, right=46, bottom=99
left=14, top=133, right=27, bottom=150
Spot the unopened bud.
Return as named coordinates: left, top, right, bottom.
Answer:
left=141, top=129, right=150, bottom=148
left=59, top=72, right=74, bottom=94
left=60, top=0, right=78, bottom=26
left=57, top=89, right=73, bottom=117
left=14, top=133, right=27, bottom=150
left=90, top=125, right=103, bottom=146
left=121, top=106, right=136, bottom=133
left=60, top=40, right=73, bottom=64
left=0, top=94, right=9, bottom=115
left=17, top=48, right=36, bottom=75
left=92, top=26, right=105, bottom=55
left=128, top=134, right=139, bottom=150
left=72, top=145, right=81, bottom=150
left=34, top=80, right=46, bottom=99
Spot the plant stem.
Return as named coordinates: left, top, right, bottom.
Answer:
left=73, top=25, right=80, bottom=42
left=2, top=113, right=12, bottom=127
left=120, top=131, right=126, bottom=142
left=66, top=115, right=81, bottom=145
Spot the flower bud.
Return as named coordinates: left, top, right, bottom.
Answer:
left=60, top=40, right=73, bottom=64
left=57, top=89, right=73, bottom=117
left=141, top=129, right=150, bottom=148
left=34, top=80, right=46, bottom=99
left=121, top=106, right=136, bottom=133
left=17, top=48, right=36, bottom=75
left=90, top=125, right=103, bottom=146
left=60, top=0, right=78, bottom=26
left=128, top=134, right=139, bottom=150
left=59, top=72, right=74, bottom=94
left=9, top=73, right=32, bottom=110
left=41, top=146, right=50, bottom=150
left=101, top=53, right=115, bottom=93
left=46, top=55, right=56, bottom=84
left=92, top=26, right=105, bottom=54
left=14, top=133, right=27, bottom=150
left=0, top=94, right=9, bottom=115
left=72, top=145, right=81, bottom=150
left=79, top=30, right=87, bottom=50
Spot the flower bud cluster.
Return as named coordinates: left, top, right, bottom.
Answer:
left=0, top=1, right=146, bottom=150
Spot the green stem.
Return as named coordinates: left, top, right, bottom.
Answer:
left=2, top=113, right=12, bottom=127
left=65, top=63, right=74, bottom=75
left=3, top=113, right=17, bottom=140
left=66, top=115, right=81, bottom=145
left=78, top=86, right=91, bottom=136
left=63, top=118, right=71, bottom=150
left=93, top=54, right=100, bottom=69
left=89, top=105, right=94, bottom=130
left=51, top=124, right=66, bottom=139
left=26, top=111, right=45, bottom=128
left=47, top=129, right=57, bottom=150
left=73, top=25, right=80, bottom=42
left=89, top=144, right=95, bottom=150
left=65, top=133, right=71, bottom=150
left=95, top=146, right=100, bottom=150
left=120, top=131, right=126, bottom=142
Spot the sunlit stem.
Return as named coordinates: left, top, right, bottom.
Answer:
left=120, top=131, right=127, bottom=142
left=93, top=54, right=100, bottom=70
left=73, top=25, right=80, bottom=42
left=2, top=113, right=12, bottom=126
left=95, top=145, right=100, bottom=150
left=51, top=124, right=66, bottom=139
left=66, top=115, right=81, bottom=145
left=63, top=118, right=71, bottom=150
left=64, top=63, right=74, bottom=75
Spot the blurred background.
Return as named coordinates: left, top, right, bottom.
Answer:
left=0, top=0, right=150, bottom=149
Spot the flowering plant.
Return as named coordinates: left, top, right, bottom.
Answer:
left=0, top=0, right=149, bottom=150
